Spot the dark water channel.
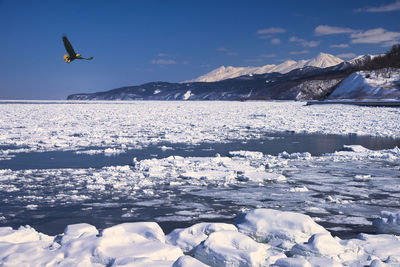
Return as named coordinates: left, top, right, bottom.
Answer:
left=1, top=132, right=399, bottom=170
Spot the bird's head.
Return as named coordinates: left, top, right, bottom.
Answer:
left=63, top=54, right=71, bottom=63
left=76, top=53, right=81, bottom=57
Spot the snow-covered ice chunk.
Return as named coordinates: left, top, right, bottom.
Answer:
left=290, top=233, right=344, bottom=257
left=341, top=145, right=369, bottom=153
left=104, top=147, right=126, bottom=155
left=235, top=209, right=328, bottom=248
left=325, top=195, right=352, bottom=205
left=173, top=255, right=210, bottom=267
left=0, top=226, right=57, bottom=266
left=307, top=256, right=344, bottom=267
left=0, top=225, right=53, bottom=244
left=237, top=171, right=286, bottom=183
left=331, top=145, right=400, bottom=161
left=274, top=256, right=313, bottom=267
left=113, top=257, right=175, bottom=267
left=100, top=222, right=166, bottom=243
left=289, top=233, right=367, bottom=264
left=373, top=211, right=400, bottom=235
left=352, top=233, right=400, bottom=262
left=354, top=174, right=372, bottom=181
left=61, top=223, right=99, bottom=244
left=279, top=151, right=312, bottom=160
left=229, top=150, right=264, bottom=159
left=0, top=241, right=61, bottom=266
left=193, top=230, right=285, bottom=267
left=95, top=222, right=183, bottom=264
left=289, top=186, right=309, bottom=192
left=166, top=222, right=237, bottom=253
left=74, top=149, right=104, bottom=155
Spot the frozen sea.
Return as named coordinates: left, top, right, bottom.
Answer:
left=0, top=100, right=400, bottom=266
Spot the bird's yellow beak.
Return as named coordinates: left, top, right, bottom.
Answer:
left=76, top=54, right=81, bottom=57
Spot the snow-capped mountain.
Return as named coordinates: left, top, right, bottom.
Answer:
left=186, top=53, right=344, bottom=82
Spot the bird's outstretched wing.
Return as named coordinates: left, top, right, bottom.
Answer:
left=76, top=56, right=94, bottom=60
left=62, top=35, right=76, bottom=57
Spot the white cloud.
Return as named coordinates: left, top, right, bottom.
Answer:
left=256, top=27, right=286, bottom=35
left=314, top=25, right=357, bottom=35
left=289, top=36, right=320, bottom=47
left=271, top=38, right=281, bottom=45
left=350, top=28, right=400, bottom=44
left=330, top=44, right=350, bottom=48
left=315, top=25, right=400, bottom=46
left=289, top=50, right=309, bottom=55
left=336, top=53, right=357, bottom=59
left=151, top=59, right=176, bottom=65
left=354, top=0, right=400, bottom=12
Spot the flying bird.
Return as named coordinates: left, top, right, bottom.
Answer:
left=62, top=35, right=93, bottom=63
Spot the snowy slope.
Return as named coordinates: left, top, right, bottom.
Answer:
left=348, top=54, right=382, bottom=67
left=329, top=68, right=400, bottom=99
left=187, top=53, right=344, bottom=82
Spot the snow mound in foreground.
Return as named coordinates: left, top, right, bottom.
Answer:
left=1, top=208, right=400, bottom=266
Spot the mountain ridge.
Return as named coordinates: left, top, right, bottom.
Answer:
left=185, top=53, right=344, bottom=82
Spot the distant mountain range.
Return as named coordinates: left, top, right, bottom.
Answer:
left=185, top=53, right=344, bottom=82
left=67, top=52, right=399, bottom=101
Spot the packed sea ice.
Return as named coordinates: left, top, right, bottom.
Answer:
left=0, top=101, right=399, bottom=155
left=0, top=101, right=400, bottom=266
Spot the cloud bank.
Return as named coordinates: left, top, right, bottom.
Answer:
left=354, top=1, right=400, bottom=13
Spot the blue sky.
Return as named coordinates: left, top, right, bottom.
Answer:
left=0, top=0, right=399, bottom=99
